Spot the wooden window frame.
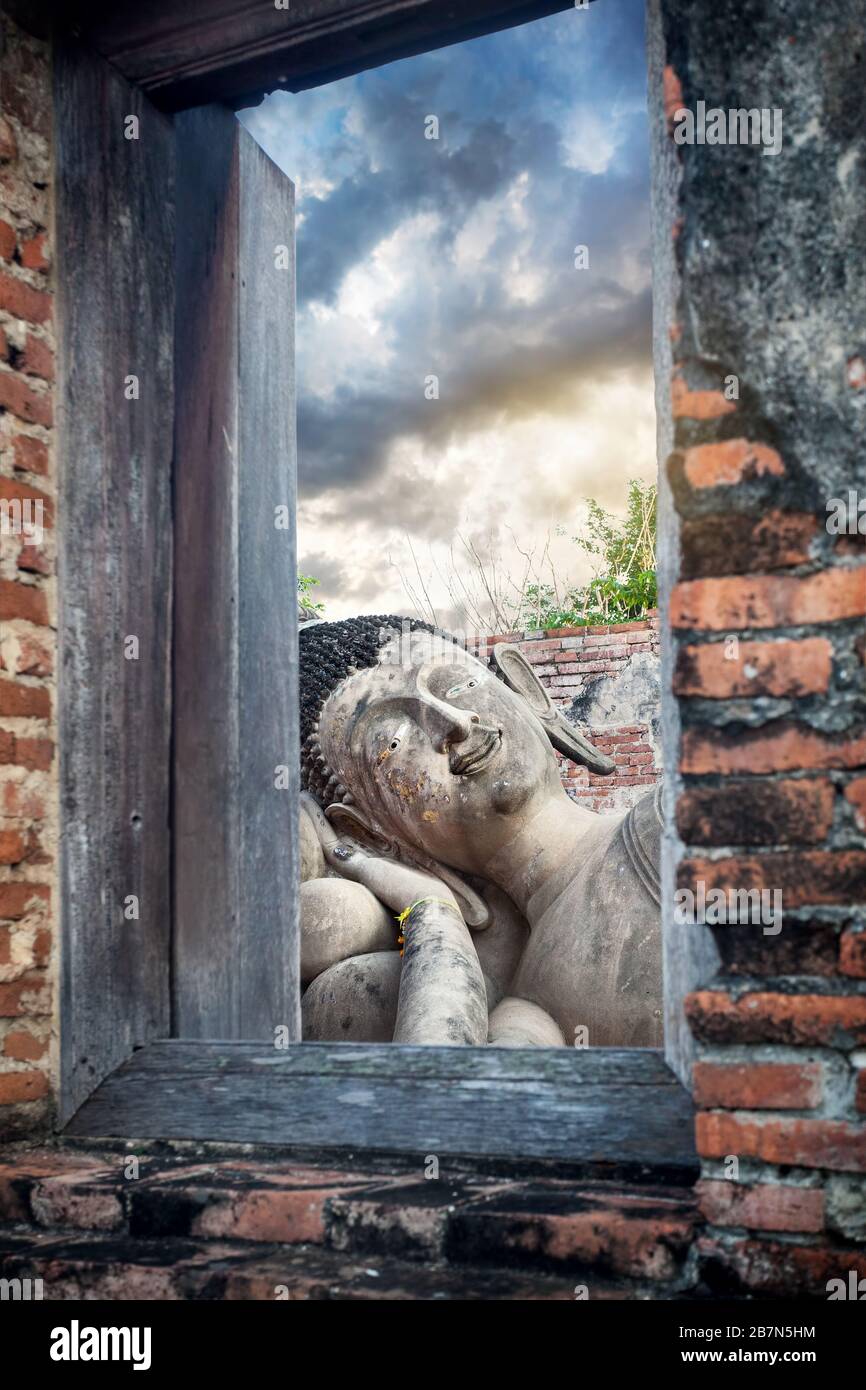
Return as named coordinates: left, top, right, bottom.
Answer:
left=54, top=0, right=705, bottom=1172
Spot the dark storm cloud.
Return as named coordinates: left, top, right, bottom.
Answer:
left=242, top=0, right=654, bottom=590
left=298, top=108, right=556, bottom=307
left=284, top=0, right=652, bottom=499
left=298, top=280, right=652, bottom=504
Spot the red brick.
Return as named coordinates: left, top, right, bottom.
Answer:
left=0, top=269, right=52, bottom=324
left=0, top=579, right=48, bottom=625
left=671, top=376, right=736, bottom=420
left=5, top=632, right=52, bottom=677
left=0, top=1070, right=48, bottom=1104
left=676, top=778, right=835, bottom=846
left=523, top=642, right=564, bottom=661
left=16, top=543, right=50, bottom=575
left=195, top=1184, right=337, bottom=1245
left=12, top=434, right=48, bottom=475
left=0, top=881, right=49, bottom=920
left=696, top=1112, right=866, bottom=1173
left=679, top=849, right=866, bottom=909
left=450, top=1188, right=697, bottom=1282
left=698, top=1236, right=866, bottom=1298
left=681, top=721, right=866, bottom=775
left=833, top=535, right=866, bottom=567
left=0, top=1155, right=109, bottom=1221
left=672, top=567, right=866, bottom=630
left=0, top=829, right=27, bottom=864
left=681, top=439, right=784, bottom=489
left=1, top=782, right=47, bottom=818
left=693, top=1061, right=822, bottom=1111
left=0, top=474, right=52, bottom=525
left=0, top=218, right=15, bottom=260
left=544, top=624, right=591, bottom=638
left=857, top=1069, right=866, bottom=1114
left=674, top=636, right=831, bottom=698
left=2, top=1028, right=47, bottom=1062
left=32, top=1173, right=124, bottom=1232
left=20, top=333, right=52, bottom=381
left=0, top=676, right=50, bottom=718
left=663, top=65, right=684, bottom=126
left=137, top=1165, right=381, bottom=1246
left=696, top=1180, right=824, bottom=1233
left=844, top=777, right=866, bottom=832
left=0, top=325, right=7, bottom=360
left=0, top=974, right=50, bottom=1017
left=12, top=737, right=53, bottom=771
left=0, top=367, right=52, bottom=426
left=680, top=511, right=817, bottom=579
left=685, top=990, right=866, bottom=1047
left=840, top=928, right=866, bottom=979
left=19, top=232, right=49, bottom=272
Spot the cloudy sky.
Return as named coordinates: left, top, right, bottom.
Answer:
left=239, top=0, right=655, bottom=626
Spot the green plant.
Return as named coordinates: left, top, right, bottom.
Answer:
left=521, top=480, right=656, bottom=629
left=298, top=573, right=325, bottom=615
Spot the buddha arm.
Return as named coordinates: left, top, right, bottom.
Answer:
left=487, top=996, right=565, bottom=1047
left=304, top=795, right=488, bottom=1046
left=393, top=897, right=488, bottom=1047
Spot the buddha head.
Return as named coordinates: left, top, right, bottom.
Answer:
left=299, top=616, right=613, bottom=881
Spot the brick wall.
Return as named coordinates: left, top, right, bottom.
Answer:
left=0, top=10, right=56, bottom=1138
left=654, top=0, right=866, bottom=1298
left=476, top=616, right=662, bottom=814
left=0, top=1145, right=699, bottom=1299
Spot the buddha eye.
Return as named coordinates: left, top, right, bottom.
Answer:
left=385, top=722, right=407, bottom=753
left=446, top=675, right=481, bottom=699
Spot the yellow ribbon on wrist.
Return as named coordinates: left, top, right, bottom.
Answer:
left=396, top=896, right=462, bottom=926
left=395, top=897, right=462, bottom=953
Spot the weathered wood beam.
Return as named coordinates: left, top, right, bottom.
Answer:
left=54, top=37, right=175, bottom=1122
left=65, top=1042, right=698, bottom=1174
left=58, top=0, right=579, bottom=111
left=172, top=107, right=300, bottom=1041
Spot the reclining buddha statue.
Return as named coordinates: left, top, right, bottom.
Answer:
left=298, top=615, right=663, bottom=1048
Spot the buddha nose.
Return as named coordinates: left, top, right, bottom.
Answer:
left=415, top=664, right=480, bottom=752
left=428, top=697, right=480, bottom=753
left=441, top=704, right=480, bottom=750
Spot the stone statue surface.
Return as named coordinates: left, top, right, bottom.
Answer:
left=299, top=616, right=663, bottom=1048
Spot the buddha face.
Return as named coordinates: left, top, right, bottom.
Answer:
left=317, top=630, right=564, bottom=874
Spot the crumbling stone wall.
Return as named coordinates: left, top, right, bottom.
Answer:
left=477, top=616, right=662, bottom=814
left=0, top=7, right=56, bottom=1138
left=652, top=0, right=866, bottom=1297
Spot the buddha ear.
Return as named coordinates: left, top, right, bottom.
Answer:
left=490, top=642, right=557, bottom=718
left=490, top=643, right=615, bottom=776
left=325, top=801, right=395, bottom=855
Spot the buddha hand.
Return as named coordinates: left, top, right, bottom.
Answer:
left=299, top=791, right=460, bottom=917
